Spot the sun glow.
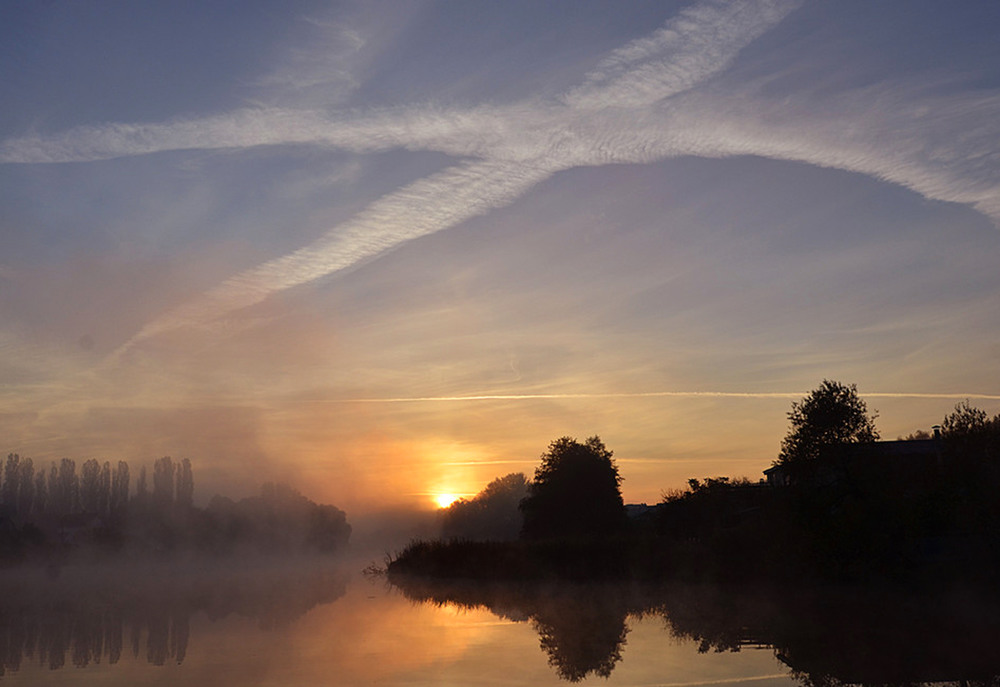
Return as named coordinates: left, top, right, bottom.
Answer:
left=434, top=493, right=461, bottom=509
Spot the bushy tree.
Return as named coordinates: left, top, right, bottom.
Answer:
left=940, top=401, right=1000, bottom=463
left=442, top=473, right=529, bottom=541
left=775, top=380, right=879, bottom=470
left=941, top=401, right=990, bottom=435
left=204, top=482, right=351, bottom=554
left=520, top=436, right=626, bottom=540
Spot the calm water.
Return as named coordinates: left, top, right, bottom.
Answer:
left=1, top=560, right=997, bottom=686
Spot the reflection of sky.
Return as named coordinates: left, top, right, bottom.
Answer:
left=1, top=1, right=999, bottom=511
left=6, top=577, right=796, bottom=687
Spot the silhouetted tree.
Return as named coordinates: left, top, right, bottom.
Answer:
left=33, top=468, right=47, bottom=517
left=2, top=453, right=19, bottom=512
left=204, top=483, right=351, bottom=554
left=18, top=457, right=34, bottom=519
left=938, top=402, right=1000, bottom=537
left=152, top=457, right=175, bottom=511
left=99, top=461, right=111, bottom=515
left=775, top=380, right=879, bottom=474
left=941, top=401, right=1000, bottom=461
left=55, top=459, right=79, bottom=516
left=942, top=401, right=991, bottom=436
left=110, top=461, right=130, bottom=516
left=307, top=503, right=352, bottom=553
left=47, top=463, right=59, bottom=514
left=442, top=473, right=529, bottom=541
left=134, top=465, right=148, bottom=505
left=175, top=458, right=194, bottom=511
left=520, top=436, right=626, bottom=540
left=80, top=459, right=102, bottom=514
left=0, top=453, right=357, bottom=561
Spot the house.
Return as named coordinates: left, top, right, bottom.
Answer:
left=764, top=435, right=943, bottom=490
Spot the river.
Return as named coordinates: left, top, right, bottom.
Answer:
left=1, top=559, right=996, bottom=686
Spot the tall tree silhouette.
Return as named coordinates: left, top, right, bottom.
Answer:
left=152, top=457, right=174, bottom=511
left=2, top=453, right=19, bottom=512
left=175, top=458, right=194, bottom=510
left=520, top=437, right=626, bottom=540
left=135, top=465, right=148, bottom=504
left=110, top=461, right=130, bottom=516
left=99, top=461, right=111, bottom=515
left=775, top=380, right=879, bottom=474
left=33, top=468, right=47, bottom=518
left=80, top=459, right=102, bottom=514
left=56, top=459, right=79, bottom=516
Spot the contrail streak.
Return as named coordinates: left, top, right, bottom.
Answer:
left=311, top=391, right=1000, bottom=404
left=865, top=392, right=1000, bottom=400
left=108, top=159, right=553, bottom=358
left=3, top=0, right=803, bottom=357
left=5, top=0, right=999, bottom=363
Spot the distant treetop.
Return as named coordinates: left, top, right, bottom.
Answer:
left=776, top=380, right=879, bottom=469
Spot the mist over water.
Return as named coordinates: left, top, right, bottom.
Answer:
left=4, top=549, right=1000, bottom=686
left=0, top=557, right=350, bottom=675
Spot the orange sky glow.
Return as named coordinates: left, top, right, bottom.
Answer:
left=2, top=1, right=999, bottom=524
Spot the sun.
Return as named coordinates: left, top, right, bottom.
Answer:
left=434, top=493, right=461, bottom=509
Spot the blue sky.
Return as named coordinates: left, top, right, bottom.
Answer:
left=2, top=0, right=999, bottom=510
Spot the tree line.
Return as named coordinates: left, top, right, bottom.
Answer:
left=397, top=380, right=1000, bottom=585
left=0, top=455, right=192, bottom=525
left=0, top=455, right=351, bottom=562
left=655, top=383, right=1000, bottom=583
left=437, top=436, right=626, bottom=544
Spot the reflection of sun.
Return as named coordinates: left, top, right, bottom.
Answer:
left=434, top=493, right=460, bottom=509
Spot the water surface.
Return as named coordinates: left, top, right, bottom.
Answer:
left=2, top=561, right=996, bottom=686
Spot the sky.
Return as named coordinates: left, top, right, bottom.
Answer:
left=2, top=0, right=999, bottom=515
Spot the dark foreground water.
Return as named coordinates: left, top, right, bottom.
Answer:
left=1, top=560, right=997, bottom=686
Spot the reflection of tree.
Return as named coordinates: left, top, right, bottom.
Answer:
left=392, top=578, right=632, bottom=682
left=658, top=584, right=1000, bottom=687
left=0, top=563, right=348, bottom=675
left=532, top=594, right=628, bottom=681
left=392, top=575, right=1000, bottom=686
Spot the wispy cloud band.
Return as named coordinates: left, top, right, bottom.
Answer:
left=563, top=0, right=801, bottom=109
left=4, top=0, right=999, bottom=357
left=115, top=158, right=555, bottom=353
